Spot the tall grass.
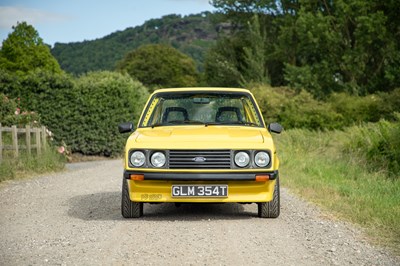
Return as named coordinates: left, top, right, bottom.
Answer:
left=344, top=117, right=400, bottom=179
left=276, top=123, right=400, bottom=253
left=0, top=147, right=65, bottom=182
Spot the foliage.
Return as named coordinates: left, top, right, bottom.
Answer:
left=204, top=36, right=244, bottom=87
left=250, top=84, right=400, bottom=130
left=204, top=12, right=281, bottom=87
left=277, top=127, right=400, bottom=252
left=117, top=44, right=198, bottom=91
left=0, top=70, right=149, bottom=156
left=206, top=1, right=286, bottom=87
left=377, top=88, right=400, bottom=120
left=344, top=117, right=400, bottom=179
left=73, top=71, right=148, bottom=155
left=240, top=15, right=270, bottom=85
left=0, top=94, right=17, bottom=125
left=51, top=12, right=218, bottom=74
left=251, top=85, right=343, bottom=130
left=0, top=22, right=61, bottom=74
left=329, top=93, right=388, bottom=125
left=209, top=0, right=400, bottom=96
left=0, top=93, right=41, bottom=127
left=279, top=2, right=398, bottom=96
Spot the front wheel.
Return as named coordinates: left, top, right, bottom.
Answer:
left=257, top=178, right=280, bottom=218
left=121, top=178, right=143, bottom=218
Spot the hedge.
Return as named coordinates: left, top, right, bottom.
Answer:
left=0, top=70, right=149, bottom=156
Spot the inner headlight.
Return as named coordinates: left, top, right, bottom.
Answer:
left=130, top=151, right=145, bottom=167
left=255, top=151, right=270, bottom=167
left=235, top=151, right=250, bottom=167
left=151, top=152, right=166, bottom=167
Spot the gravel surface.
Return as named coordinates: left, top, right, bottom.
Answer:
left=0, top=160, right=399, bottom=265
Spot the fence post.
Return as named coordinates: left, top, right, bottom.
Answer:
left=35, top=128, right=41, bottom=155
left=0, top=123, right=2, bottom=162
left=41, top=126, right=47, bottom=151
left=26, top=125, right=31, bottom=155
left=12, top=125, right=18, bottom=158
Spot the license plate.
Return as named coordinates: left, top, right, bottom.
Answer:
left=171, top=185, right=228, bottom=197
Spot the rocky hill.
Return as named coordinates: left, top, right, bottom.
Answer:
left=51, top=12, right=220, bottom=74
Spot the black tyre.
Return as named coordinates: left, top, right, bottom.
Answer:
left=257, top=177, right=280, bottom=218
left=121, top=178, right=143, bottom=218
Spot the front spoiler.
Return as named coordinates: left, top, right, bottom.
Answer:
left=124, top=170, right=279, bottom=181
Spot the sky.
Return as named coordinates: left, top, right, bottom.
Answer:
left=0, top=0, right=216, bottom=47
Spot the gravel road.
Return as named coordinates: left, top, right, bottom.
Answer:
left=0, top=160, right=398, bottom=266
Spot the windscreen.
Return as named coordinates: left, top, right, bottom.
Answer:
left=140, top=92, right=264, bottom=128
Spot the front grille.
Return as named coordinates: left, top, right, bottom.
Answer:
left=169, top=150, right=231, bottom=169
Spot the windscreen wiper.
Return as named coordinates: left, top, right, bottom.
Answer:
left=179, top=120, right=205, bottom=125
left=205, top=121, right=259, bottom=127
left=151, top=120, right=205, bottom=128
left=150, top=123, right=166, bottom=128
left=232, top=121, right=259, bottom=127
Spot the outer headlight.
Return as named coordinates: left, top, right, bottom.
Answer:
left=130, top=151, right=145, bottom=167
left=151, top=152, right=166, bottom=167
left=255, top=151, right=270, bottom=167
left=235, top=151, right=250, bottom=167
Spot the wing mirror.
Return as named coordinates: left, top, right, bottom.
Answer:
left=118, top=122, right=134, bottom=133
left=268, top=122, right=283, bottom=134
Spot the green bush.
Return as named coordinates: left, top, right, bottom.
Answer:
left=329, top=93, right=390, bottom=125
left=0, top=93, right=41, bottom=127
left=250, top=84, right=400, bottom=130
left=0, top=70, right=149, bottom=156
left=250, top=84, right=343, bottom=130
left=0, top=94, right=17, bottom=125
left=0, top=69, right=79, bottom=144
left=73, top=71, right=149, bottom=156
left=378, top=88, right=400, bottom=120
left=344, top=117, right=400, bottom=179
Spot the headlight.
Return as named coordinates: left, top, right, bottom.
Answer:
left=255, top=151, right=270, bottom=167
left=235, top=151, right=250, bottom=167
left=130, top=151, right=145, bottom=167
left=151, top=152, right=166, bottom=167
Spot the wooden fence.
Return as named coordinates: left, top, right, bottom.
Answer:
left=0, top=123, right=47, bottom=162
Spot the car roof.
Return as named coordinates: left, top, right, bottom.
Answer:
left=152, top=87, right=251, bottom=94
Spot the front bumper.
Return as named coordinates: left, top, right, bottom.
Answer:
left=124, top=170, right=279, bottom=203
left=123, top=170, right=279, bottom=181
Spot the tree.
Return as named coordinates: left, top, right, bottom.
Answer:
left=241, top=15, right=270, bottom=85
left=279, top=1, right=399, bottom=96
left=204, top=37, right=244, bottom=87
left=117, top=44, right=198, bottom=91
left=0, top=22, right=61, bottom=73
left=206, top=0, right=288, bottom=87
left=210, top=0, right=400, bottom=96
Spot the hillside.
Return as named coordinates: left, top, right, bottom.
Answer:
left=51, top=12, right=219, bottom=74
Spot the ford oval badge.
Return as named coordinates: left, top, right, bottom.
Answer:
left=192, top=156, right=207, bottom=162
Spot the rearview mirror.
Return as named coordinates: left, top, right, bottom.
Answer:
left=192, top=97, right=210, bottom=104
left=118, top=122, right=134, bottom=133
left=268, top=122, right=283, bottom=134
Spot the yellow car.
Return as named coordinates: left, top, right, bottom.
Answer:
left=118, top=88, right=282, bottom=218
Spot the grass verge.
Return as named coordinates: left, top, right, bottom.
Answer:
left=276, top=126, right=400, bottom=254
left=0, top=146, right=65, bottom=182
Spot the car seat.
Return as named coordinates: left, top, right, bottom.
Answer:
left=215, top=107, right=243, bottom=122
left=162, top=107, right=189, bottom=123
